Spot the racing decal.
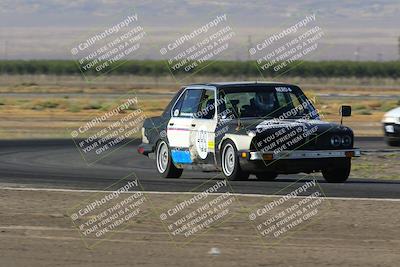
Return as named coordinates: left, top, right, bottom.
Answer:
left=207, top=140, right=215, bottom=150
left=195, top=126, right=209, bottom=159
left=171, top=150, right=192, bottom=164
left=168, top=127, right=191, bottom=131
left=275, top=86, right=292, bottom=92
left=255, top=119, right=328, bottom=132
left=255, top=120, right=303, bottom=131
left=295, top=119, right=328, bottom=125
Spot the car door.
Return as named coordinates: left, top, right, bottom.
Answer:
left=190, top=87, right=218, bottom=165
left=167, top=88, right=203, bottom=164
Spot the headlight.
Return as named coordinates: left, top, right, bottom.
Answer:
left=341, top=135, right=352, bottom=146
left=330, top=135, right=341, bottom=147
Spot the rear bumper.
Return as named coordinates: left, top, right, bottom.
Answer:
left=137, top=143, right=154, bottom=156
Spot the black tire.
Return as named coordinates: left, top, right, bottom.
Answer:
left=322, top=158, right=351, bottom=183
left=156, top=140, right=183, bottom=178
left=221, top=140, right=249, bottom=181
left=255, top=172, right=278, bottom=181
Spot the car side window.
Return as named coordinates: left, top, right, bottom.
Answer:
left=172, top=91, right=185, bottom=116
left=289, top=93, right=305, bottom=114
left=276, top=91, right=305, bottom=115
left=172, top=89, right=202, bottom=118
left=197, top=89, right=215, bottom=119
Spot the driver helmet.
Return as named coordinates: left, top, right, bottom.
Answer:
left=254, top=92, right=275, bottom=111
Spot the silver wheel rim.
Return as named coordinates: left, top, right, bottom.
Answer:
left=222, top=144, right=235, bottom=176
left=157, top=142, right=168, bottom=173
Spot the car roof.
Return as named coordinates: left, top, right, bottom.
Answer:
left=186, top=81, right=297, bottom=88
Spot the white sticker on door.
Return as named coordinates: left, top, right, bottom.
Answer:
left=196, top=126, right=209, bottom=159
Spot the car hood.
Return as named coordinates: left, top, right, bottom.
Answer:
left=226, top=118, right=350, bottom=134
left=384, top=107, right=400, bottom=117
left=220, top=118, right=354, bottom=150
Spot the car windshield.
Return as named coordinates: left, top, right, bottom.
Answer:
left=218, top=86, right=318, bottom=119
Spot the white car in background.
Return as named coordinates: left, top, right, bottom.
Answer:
left=382, top=107, right=400, bottom=146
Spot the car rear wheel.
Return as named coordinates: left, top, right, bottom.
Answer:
left=255, top=172, right=278, bottom=181
left=156, top=140, right=183, bottom=178
left=221, top=140, right=249, bottom=181
left=322, top=158, right=351, bottom=183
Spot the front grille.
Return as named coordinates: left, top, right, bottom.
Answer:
left=251, top=131, right=353, bottom=152
left=306, top=134, right=318, bottom=148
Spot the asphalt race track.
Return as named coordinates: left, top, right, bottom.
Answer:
left=0, top=138, right=399, bottom=199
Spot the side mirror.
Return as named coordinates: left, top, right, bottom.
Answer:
left=340, top=105, right=352, bottom=117
left=339, top=105, right=351, bottom=125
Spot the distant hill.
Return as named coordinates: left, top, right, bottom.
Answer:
left=0, top=0, right=399, bottom=60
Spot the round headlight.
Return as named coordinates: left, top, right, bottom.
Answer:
left=330, top=135, right=341, bottom=147
left=341, top=135, right=352, bottom=146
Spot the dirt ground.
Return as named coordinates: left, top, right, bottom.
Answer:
left=0, top=188, right=399, bottom=267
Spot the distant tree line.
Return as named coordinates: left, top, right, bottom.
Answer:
left=0, top=60, right=399, bottom=77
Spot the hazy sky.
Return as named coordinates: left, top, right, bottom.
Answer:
left=0, top=0, right=399, bottom=60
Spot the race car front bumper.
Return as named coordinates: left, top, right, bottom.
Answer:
left=238, top=148, right=361, bottom=174
left=383, top=123, right=400, bottom=142
left=246, top=148, right=361, bottom=161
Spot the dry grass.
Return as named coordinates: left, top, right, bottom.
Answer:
left=1, top=74, right=400, bottom=93
left=0, top=74, right=399, bottom=138
left=0, top=97, right=169, bottom=139
left=351, top=153, right=400, bottom=180
left=0, top=95, right=393, bottom=138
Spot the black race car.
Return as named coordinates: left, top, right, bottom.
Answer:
left=138, top=82, right=360, bottom=182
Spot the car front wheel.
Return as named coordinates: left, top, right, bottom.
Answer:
left=322, top=158, right=351, bottom=183
left=221, top=140, right=249, bottom=181
left=156, top=140, right=183, bottom=178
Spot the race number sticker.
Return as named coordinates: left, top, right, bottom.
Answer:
left=196, top=126, right=209, bottom=159
left=275, top=87, right=292, bottom=92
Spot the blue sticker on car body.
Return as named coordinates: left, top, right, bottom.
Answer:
left=171, top=150, right=192, bottom=164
